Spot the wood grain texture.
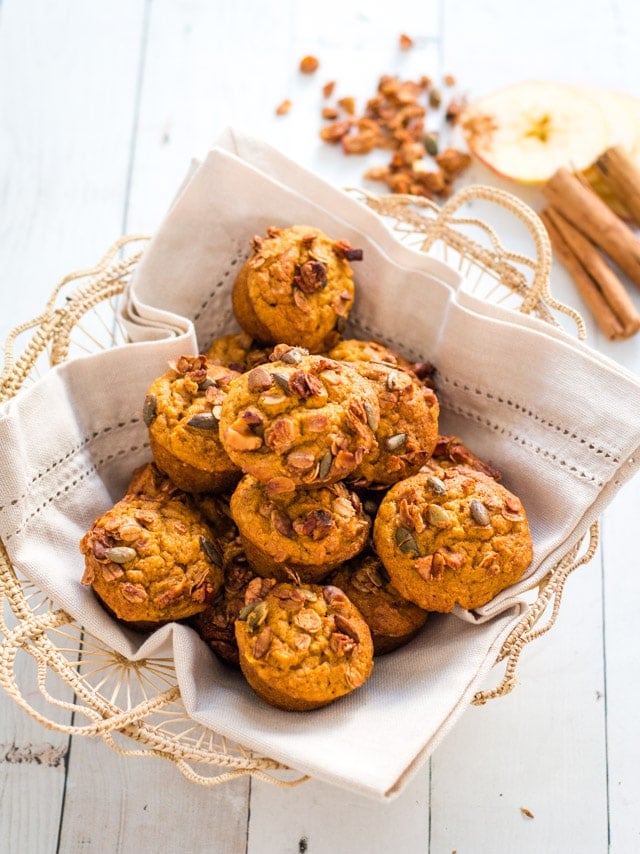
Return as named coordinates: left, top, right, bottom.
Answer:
left=1, top=0, right=639, bottom=852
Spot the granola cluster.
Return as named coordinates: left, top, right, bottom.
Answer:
left=277, top=39, right=472, bottom=200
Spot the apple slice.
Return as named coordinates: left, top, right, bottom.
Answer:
left=461, top=81, right=610, bottom=184
left=579, top=87, right=640, bottom=217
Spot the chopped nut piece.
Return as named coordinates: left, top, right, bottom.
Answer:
left=299, top=54, right=319, bottom=74
left=294, top=259, right=328, bottom=293
left=276, top=99, right=292, bottom=116
left=322, top=106, right=339, bottom=120
left=399, top=33, right=414, bottom=50
left=338, top=96, right=356, bottom=115
left=322, top=80, right=336, bottom=98
left=320, top=120, right=352, bottom=143
left=443, top=73, right=456, bottom=86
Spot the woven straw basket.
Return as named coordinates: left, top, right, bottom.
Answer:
left=0, top=185, right=598, bottom=789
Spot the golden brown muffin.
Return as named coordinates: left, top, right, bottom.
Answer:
left=144, top=355, right=241, bottom=493
left=235, top=581, right=374, bottom=710
left=80, top=476, right=224, bottom=629
left=424, top=434, right=502, bottom=482
left=329, top=339, right=439, bottom=487
left=328, top=338, right=438, bottom=390
left=330, top=547, right=428, bottom=655
left=373, top=467, right=533, bottom=612
left=191, top=536, right=266, bottom=667
left=230, top=474, right=371, bottom=582
left=231, top=225, right=362, bottom=353
left=204, top=331, right=272, bottom=373
left=328, top=338, right=415, bottom=372
left=218, top=346, right=380, bottom=489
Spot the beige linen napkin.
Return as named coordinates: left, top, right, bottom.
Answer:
left=1, top=131, right=639, bottom=800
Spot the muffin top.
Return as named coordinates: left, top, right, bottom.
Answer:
left=80, top=483, right=224, bottom=625
left=235, top=581, right=374, bottom=710
left=373, top=467, right=533, bottom=612
left=231, top=224, right=361, bottom=352
left=219, top=346, right=380, bottom=490
left=144, top=355, right=241, bottom=489
left=230, top=474, right=371, bottom=568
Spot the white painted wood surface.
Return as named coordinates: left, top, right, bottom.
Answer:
left=1, top=1, right=639, bottom=851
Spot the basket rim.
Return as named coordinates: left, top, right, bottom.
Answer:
left=0, top=186, right=596, bottom=788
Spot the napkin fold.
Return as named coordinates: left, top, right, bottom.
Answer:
left=1, top=129, right=639, bottom=799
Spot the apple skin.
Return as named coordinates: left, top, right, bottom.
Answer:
left=461, top=81, right=610, bottom=185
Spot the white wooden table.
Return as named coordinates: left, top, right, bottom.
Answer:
left=1, top=2, right=639, bottom=852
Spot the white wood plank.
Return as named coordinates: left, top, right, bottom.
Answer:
left=602, top=477, right=640, bottom=852
left=248, top=768, right=429, bottom=854
left=0, top=0, right=148, bottom=345
left=429, top=546, right=608, bottom=853
left=58, top=737, right=250, bottom=853
left=124, top=0, right=442, bottom=235
left=0, top=1, right=147, bottom=852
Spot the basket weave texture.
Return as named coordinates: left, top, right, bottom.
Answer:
left=0, top=187, right=598, bottom=788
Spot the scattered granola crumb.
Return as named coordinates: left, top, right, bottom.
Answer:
left=338, top=96, right=356, bottom=116
left=300, top=55, right=319, bottom=74
left=520, top=806, right=535, bottom=819
left=322, top=80, right=336, bottom=98
left=321, top=106, right=339, bottom=120
left=399, top=33, right=414, bottom=50
left=276, top=99, right=292, bottom=116
left=443, top=73, right=457, bottom=86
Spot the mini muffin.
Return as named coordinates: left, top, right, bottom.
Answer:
left=230, top=474, right=371, bottom=582
left=144, top=354, right=241, bottom=493
left=424, top=434, right=502, bottom=482
left=231, top=225, right=362, bottom=352
left=330, top=547, right=428, bottom=655
left=235, top=581, right=374, bottom=711
left=329, top=340, right=439, bottom=487
left=328, top=338, right=416, bottom=373
left=329, top=338, right=437, bottom=390
left=219, top=346, right=380, bottom=489
left=80, top=479, right=224, bottom=629
left=191, top=537, right=267, bottom=667
left=373, top=467, right=533, bottom=612
left=205, top=331, right=272, bottom=373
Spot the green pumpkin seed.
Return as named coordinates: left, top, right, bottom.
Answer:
left=395, top=526, right=419, bottom=556
left=142, top=394, right=157, bottom=427
left=318, top=450, right=333, bottom=480
left=271, top=372, right=291, bottom=392
left=187, top=412, right=218, bottom=429
left=105, top=546, right=137, bottom=564
left=363, top=400, right=379, bottom=432
left=200, top=536, right=223, bottom=567
left=427, top=503, right=452, bottom=528
left=246, top=600, right=269, bottom=632
left=385, top=432, right=407, bottom=452
left=426, top=475, right=447, bottom=496
left=280, top=348, right=303, bottom=365
left=470, top=498, right=491, bottom=526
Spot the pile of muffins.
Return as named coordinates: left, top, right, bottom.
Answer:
left=80, top=224, right=534, bottom=712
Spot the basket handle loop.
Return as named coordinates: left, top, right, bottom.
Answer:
left=427, top=184, right=553, bottom=315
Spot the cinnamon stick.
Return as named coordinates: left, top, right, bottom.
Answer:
left=593, top=145, right=640, bottom=228
left=540, top=208, right=639, bottom=340
left=544, top=205, right=640, bottom=338
left=543, top=166, right=640, bottom=287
